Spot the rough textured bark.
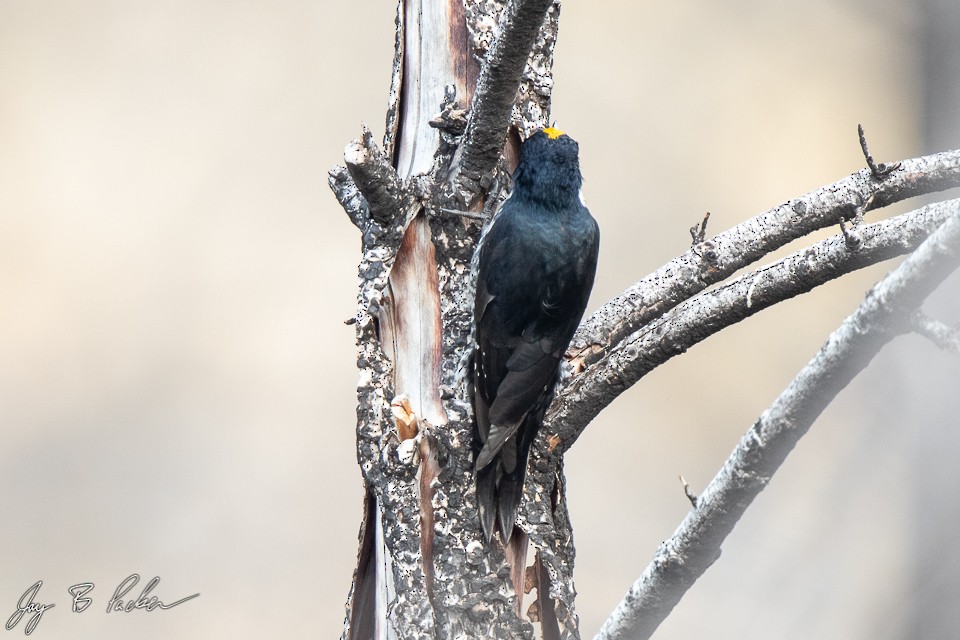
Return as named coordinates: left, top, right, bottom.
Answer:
left=330, top=2, right=960, bottom=638
left=594, top=201, right=960, bottom=640
left=544, top=196, right=960, bottom=454
left=570, top=148, right=960, bottom=372
left=334, top=1, right=566, bottom=638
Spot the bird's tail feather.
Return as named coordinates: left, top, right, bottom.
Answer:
left=476, top=462, right=498, bottom=543
left=476, top=461, right=526, bottom=544
left=475, top=420, right=520, bottom=472
left=496, top=466, right=526, bottom=542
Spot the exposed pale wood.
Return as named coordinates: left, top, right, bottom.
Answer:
left=396, top=0, right=468, bottom=178
left=382, top=217, right=446, bottom=425
left=334, top=2, right=960, bottom=637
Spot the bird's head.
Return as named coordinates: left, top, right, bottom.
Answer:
left=511, top=127, right=583, bottom=209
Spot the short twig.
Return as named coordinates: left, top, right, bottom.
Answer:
left=429, top=110, right=469, bottom=135
left=910, top=310, right=960, bottom=355
left=858, top=124, right=901, bottom=179
left=437, top=207, right=490, bottom=222
left=844, top=191, right=871, bottom=226
left=838, top=214, right=861, bottom=250
left=430, top=85, right=469, bottom=135
left=482, top=175, right=509, bottom=216
left=328, top=165, right=370, bottom=230
left=690, top=212, right=711, bottom=245
left=679, top=475, right=698, bottom=508
left=343, top=124, right=409, bottom=226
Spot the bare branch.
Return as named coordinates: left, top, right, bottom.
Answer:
left=689, top=211, right=711, bottom=245
left=570, top=148, right=960, bottom=369
left=329, top=164, right=370, bottom=230
left=331, top=2, right=960, bottom=636
left=858, top=123, right=901, bottom=178
left=911, top=310, right=960, bottom=354
left=595, top=201, right=960, bottom=640
left=344, top=125, right=409, bottom=226
left=679, top=476, right=698, bottom=508
left=548, top=198, right=960, bottom=451
left=837, top=213, right=862, bottom=250
left=453, top=0, right=556, bottom=200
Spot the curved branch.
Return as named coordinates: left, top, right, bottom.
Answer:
left=547, top=198, right=960, bottom=450
left=594, top=196, right=960, bottom=640
left=571, top=148, right=960, bottom=369
left=453, top=0, right=555, bottom=200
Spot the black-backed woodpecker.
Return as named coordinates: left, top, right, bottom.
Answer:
left=472, top=127, right=600, bottom=544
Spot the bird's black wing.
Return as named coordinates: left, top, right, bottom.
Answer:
left=472, top=202, right=599, bottom=540
left=473, top=203, right=552, bottom=468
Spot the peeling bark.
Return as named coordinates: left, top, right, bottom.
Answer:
left=332, top=2, right=960, bottom=639
left=338, top=1, right=567, bottom=638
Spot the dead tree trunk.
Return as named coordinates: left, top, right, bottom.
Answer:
left=329, top=2, right=960, bottom=639
left=331, top=1, right=570, bottom=638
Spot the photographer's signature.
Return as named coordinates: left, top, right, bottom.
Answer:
left=5, top=575, right=198, bottom=635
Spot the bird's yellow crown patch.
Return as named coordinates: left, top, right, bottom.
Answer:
left=543, top=127, right=564, bottom=140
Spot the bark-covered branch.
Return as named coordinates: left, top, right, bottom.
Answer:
left=345, top=126, right=409, bottom=227
left=545, top=198, right=960, bottom=451
left=329, top=165, right=370, bottom=230
left=594, top=202, right=960, bottom=640
left=452, top=0, right=557, bottom=202
left=910, top=310, right=960, bottom=354
left=336, top=1, right=570, bottom=638
left=570, top=148, right=960, bottom=370
left=333, top=1, right=960, bottom=638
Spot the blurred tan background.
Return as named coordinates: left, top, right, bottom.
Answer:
left=1, top=1, right=958, bottom=639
